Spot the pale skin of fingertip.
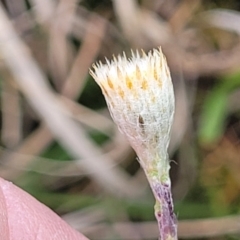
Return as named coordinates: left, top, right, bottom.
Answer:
left=0, top=177, right=89, bottom=240
left=0, top=178, right=9, bottom=240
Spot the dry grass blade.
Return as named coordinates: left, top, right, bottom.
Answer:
left=183, top=44, right=240, bottom=75
left=62, top=207, right=106, bottom=231
left=0, top=3, right=141, bottom=198
left=1, top=73, right=22, bottom=148
left=0, top=125, right=52, bottom=179
left=112, top=0, right=139, bottom=44
left=112, top=0, right=171, bottom=48
left=179, top=215, right=240, bottom=238
left=82, top=215, right=240, bottom=239
left=169, top=0, right=201, bottom=32
left=73, top=6, right=125, bottom=50
left=62, top=14, right=107, bottom=98
left=201, top=9, right=240, bottom=35
left=28, top=0, right=55, bottom=24
left=0, top=131, right=131, bottom=177
left=48, top=0, right=78, bottom=87
left=60, top=97, right=115, bottom=136
left=5, top=0, right=26, bottom=17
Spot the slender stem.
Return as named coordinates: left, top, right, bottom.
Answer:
left=145, top=167, right=178, bottom=240
left=153, top=182, right=178, bottom=240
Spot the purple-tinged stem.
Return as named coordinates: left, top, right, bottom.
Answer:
left=151, top=182, right=178, bottom=240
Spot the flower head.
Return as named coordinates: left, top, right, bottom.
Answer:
left=90, top=48, right=174, bottom=173
left=91, top=48, right=177, bottom=239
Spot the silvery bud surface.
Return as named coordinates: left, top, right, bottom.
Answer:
left=90, top=48, right=175, bottom=177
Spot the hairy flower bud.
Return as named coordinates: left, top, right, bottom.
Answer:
left=90, top=48, right=174, bottom=175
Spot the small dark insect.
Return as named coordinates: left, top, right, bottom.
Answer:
left=138, top=115, right=145, bottom=132
left=138, top=115, right=144, bottom=125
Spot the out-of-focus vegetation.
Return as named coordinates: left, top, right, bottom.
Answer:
left=0, top=0, right=240, bottom=239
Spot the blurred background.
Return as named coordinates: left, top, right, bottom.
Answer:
left=0, top=0, right=240, bottom=239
